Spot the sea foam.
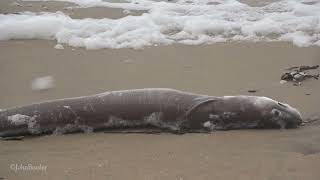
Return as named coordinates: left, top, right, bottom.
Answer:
left=0, top=0, right=319, bottom=49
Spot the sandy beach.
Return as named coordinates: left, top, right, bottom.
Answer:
left=1, top=0, right=320, bottom=180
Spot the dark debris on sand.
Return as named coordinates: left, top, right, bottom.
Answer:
left=281, top=65, right=319, bottom=86
left=0, top=136, right=24, bottom=141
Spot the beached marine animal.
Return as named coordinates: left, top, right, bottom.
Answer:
left=0, top=88, right=302, bottom=137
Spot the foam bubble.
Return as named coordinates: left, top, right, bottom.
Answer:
left=53, top=124, right=93, bottom=135
left=0, top=0, right=319, bottom=49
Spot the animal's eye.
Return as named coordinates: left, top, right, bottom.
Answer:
left=278, top=102, right=287, bottom=108
left=272, top=109, right=281, bottom=117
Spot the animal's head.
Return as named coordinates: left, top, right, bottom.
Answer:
left=186, top=96, right=303, bottom=130
left=251, top=96, right=302, bottom=129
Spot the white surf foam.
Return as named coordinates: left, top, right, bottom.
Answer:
left=0, top=0, right=319, bottom=49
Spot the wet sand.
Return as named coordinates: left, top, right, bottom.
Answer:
left=1, top=1, right=320, bottom=180
left=0, top=0, right=145, bottom=19
left=1, top=40, right=320, bottom=180
left=1, top=126, right=320, bottom=180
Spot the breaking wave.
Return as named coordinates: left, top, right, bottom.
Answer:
left=0, top=0, right=319, bottom=49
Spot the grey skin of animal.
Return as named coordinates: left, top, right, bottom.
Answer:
left=0, top=88, right=302, bottom=137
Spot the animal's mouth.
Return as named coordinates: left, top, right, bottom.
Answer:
left=284, top=121, right=300, bottom=129
left=289, top=113, right=303, bottom=128
left=276, top=118, right=302, bottom=129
